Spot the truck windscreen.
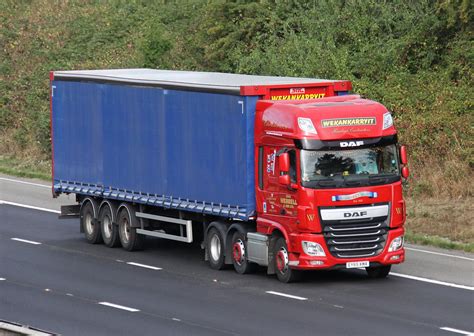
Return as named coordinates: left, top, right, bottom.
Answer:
left=300, top=145, right=400, bottom=188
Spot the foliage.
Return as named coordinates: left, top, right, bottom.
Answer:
left=1, top=0, right=473, bottom=199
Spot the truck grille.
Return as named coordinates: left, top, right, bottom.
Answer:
left=320, top=205, right=389, bottom=258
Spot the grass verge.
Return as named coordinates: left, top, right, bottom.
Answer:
left=405, top=230, right=474, bottom=253
left=0, top=156, right=51, bottom=181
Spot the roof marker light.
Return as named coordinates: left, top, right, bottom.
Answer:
left=298, top=117, right=317, bottom=134
left=383, top=112, right=393, bottom=130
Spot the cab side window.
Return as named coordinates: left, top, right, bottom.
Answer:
left=289, top=150, right=296, bottom=183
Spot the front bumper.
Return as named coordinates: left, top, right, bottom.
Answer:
left=288, top=227, right=405, bottom=270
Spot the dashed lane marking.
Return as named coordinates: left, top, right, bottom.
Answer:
left=11, top=238, right=42, bottom=245
left=0, top=278, right=5, bottom=281
left=390, top=272, right=474, bottom=291
left=0, top=177, right=50, bottom=189
left=126, top=262, right=162, bottom=270
left=440, top=327, right=474, bottom=335
left=98, top=302, right=140, bottom=312
left=406, top=247, right=474, bottom=261
left=266, top=291, right=308, bottom=301
left=0, top=200, right=60, bottom=214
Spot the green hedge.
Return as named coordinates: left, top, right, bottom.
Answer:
left=1, top=0, right=472, bottom=197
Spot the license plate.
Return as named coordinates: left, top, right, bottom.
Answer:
left=346, top=261, right=369, bottom=268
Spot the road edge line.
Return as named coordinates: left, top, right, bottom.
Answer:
left=405, top=247, right=474, bottom=261
left=0, top=177, right=50, bottom=189
left=0, top=200, right=60, bottom=214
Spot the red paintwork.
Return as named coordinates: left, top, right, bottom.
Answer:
left=253, top=91, right=405, bottom=270
left=240, top=80, right=352, bottom=98
left=233, top=241, right=243, bottom=264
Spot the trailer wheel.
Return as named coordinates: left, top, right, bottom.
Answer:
left=81, top=199, right=102, bottom=244
left=231, top=231, right=257, bottom=274
left=207, top=227, right=226, bottom=270
left=117, top=205, right=145, bottom=251
left=274, top=237, right=301, bottom=283
left=99, top=202, right=120, bottom=247
left=366, top=265, right=391, bottom=279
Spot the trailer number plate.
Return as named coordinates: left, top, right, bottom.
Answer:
left=346, top=261, right=369, bottom=268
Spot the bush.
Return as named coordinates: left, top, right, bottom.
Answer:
left=0, top=0, right=472, bottom=199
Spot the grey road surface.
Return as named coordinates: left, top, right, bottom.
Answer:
left=1, top=174, right=473, bottom=336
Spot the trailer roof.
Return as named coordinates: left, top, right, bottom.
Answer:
left=52, top=69, right=347, bottom=95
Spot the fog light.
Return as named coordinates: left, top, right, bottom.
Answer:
left=388, top=236, right=404, bottom=252
left=310, top=260, right=324, bottom=266
left=302, top=241, right=326, bottom=257
left=390, top=255, right=400, bottom=261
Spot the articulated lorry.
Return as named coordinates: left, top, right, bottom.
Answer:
left=51, top=69, right=409, bottom=282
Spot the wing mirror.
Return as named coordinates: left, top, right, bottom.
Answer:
left=401, top=166, right=410, bottom=179
left=279, top=152, right=290, bottom=172
left=278, top=153, right=291, bottom=186
left=399, top=146, right=409, bottom=178
left=400, top=145, right=408, bottom=165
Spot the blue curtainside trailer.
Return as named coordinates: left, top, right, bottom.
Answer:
left=52, top=72, right=261, bottom=220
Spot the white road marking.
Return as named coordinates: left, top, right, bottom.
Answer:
left=0, top=177, right=50, bottom=189
left=172, top=318, right=181, bottom=322
left=405, top=247, right=474, bottom=261
left=266, top=291, right=308, bottom=301
left=0, top=200, right=60, bottom=214
left=98, top=302, right=140, bottom=312
left=0, top=278, right=5, bottom=281
left=126, top=262, right=162, bottom=270
left=11, top=238, right=42, bottom=245
left=390, top=272, right=474, bottom=291
left=440, top=327, right=474, bottom=335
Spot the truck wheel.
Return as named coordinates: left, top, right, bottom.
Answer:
left=366, top=265, right=391, bottom=279
left=117, top=205, right=145, bottom=251
left=274, top=237, right=301, bottom=283
left=207, top=227, right=226, bottom=270
left=99, top=202, right=120, bottom=247
left=231, top=231, right=257, bottom=274
left=81, top=199, right=102, bottom=244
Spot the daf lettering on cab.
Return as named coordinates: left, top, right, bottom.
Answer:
left=51, top=69, right=409, bottom=282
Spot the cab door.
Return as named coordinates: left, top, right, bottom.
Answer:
left=258, top=146, right=299, bottom=225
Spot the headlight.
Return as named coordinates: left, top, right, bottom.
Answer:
left=388, top=236, right=404, bottom=252
left=298, top=117, right=317, bottom=134
left=382, top=112, right=393, bottom=130
left=302, top=241, right=326, bottom=256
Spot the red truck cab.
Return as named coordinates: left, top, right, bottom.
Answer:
left=252, top=94, right=408, bottom=282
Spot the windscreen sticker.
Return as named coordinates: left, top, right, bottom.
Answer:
left=266, top=151, right=276, bottom=175
left=321, top=117, right=376, bottom=128
left=332, top=191, right=378, bottom=201
left=271, top=93, right=326, bottom=100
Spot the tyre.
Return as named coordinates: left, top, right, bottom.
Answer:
left=207, top=227, right=226, bottom=270
left=231, top=231, right=257, bottom=274
left=99, top=202, right=120, bottom=247
left=274, top=237, right=301, bottom=283
left=366, top=265, right=391, bottom=279
left=80, top=199, right=102, bottom=244
left=117, top=205, right=145, bottom=251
